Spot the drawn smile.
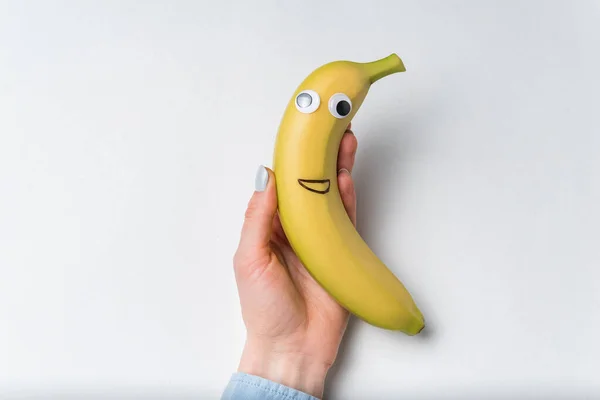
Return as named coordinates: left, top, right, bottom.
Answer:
left=298, top=178, right=331, bottom=194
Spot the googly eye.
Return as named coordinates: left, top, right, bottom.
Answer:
left=328, top=93, right=352, bottom=119
left=295, top=90, right=320, bottom=114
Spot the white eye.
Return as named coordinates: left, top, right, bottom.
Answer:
left=328, top=93, right=352, bottom=119
left=295, top=90, right=320, bottom=114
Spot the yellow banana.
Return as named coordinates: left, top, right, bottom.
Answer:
left=272, top=54, right=425, bottom=334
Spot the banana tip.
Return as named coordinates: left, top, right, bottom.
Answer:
left=365, top=53, right=406, bottom=84
left=389, top=53, right=406, bottom=72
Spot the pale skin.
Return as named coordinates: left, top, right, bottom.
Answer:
left=232, top=124, right=358, bottom=398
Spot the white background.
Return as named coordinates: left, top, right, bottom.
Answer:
left=1, top=1, right=599, bottom=399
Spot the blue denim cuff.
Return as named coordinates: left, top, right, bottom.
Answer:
left=221, top=372, right=320, bottom=400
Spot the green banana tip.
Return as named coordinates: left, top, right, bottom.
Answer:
left=364, top=53, right=406, bottom=84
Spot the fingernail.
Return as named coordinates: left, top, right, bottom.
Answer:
left=338, top=168, right=350, bottom=176
left=255, top=165, right=269, bottom=192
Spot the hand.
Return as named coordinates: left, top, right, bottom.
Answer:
left=232, top=125, right=358, bottom=398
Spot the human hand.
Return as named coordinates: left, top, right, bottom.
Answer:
left=232, top=124, right=358, bottom=398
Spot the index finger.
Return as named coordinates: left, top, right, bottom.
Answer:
left=337, top=125, right=358, bottom=174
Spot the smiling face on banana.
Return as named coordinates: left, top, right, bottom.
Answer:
left=276, top=61, right=370, bottom=195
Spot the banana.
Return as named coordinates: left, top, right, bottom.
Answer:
left=272, top=54, right=425, bottom=334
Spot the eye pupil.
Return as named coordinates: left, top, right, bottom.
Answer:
left=296, top=93, right=312, bottom=108
left=336, top=100, right=351, bottom=116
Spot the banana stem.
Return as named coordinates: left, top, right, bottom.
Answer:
left=362, top=53, right=406, bottom=84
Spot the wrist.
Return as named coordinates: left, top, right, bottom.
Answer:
left=238, top=336, right=330, bottom=398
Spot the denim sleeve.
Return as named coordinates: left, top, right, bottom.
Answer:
left=221, top=372, right=320, bottom=400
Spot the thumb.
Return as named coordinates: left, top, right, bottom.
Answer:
left=237, top=165, right=278, bottom=257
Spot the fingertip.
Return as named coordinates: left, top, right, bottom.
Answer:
left=337, top=168, right=357, bottom=225
left=345, top=132, right=358, bottom=152
left=337, top=168, right=353, bottom=193
left=337, top=133, right=358, bottom=173
left=240, top=166, right=278, bottom=255
left=249, top=165, right=277, bottom=215
left=337, top=169, right=354, bottom=198
left=254, top=165, right=277, bottom=191
left=262, top=167, right=278, bottom=204
left=254, top=165, right=269, bottom=192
